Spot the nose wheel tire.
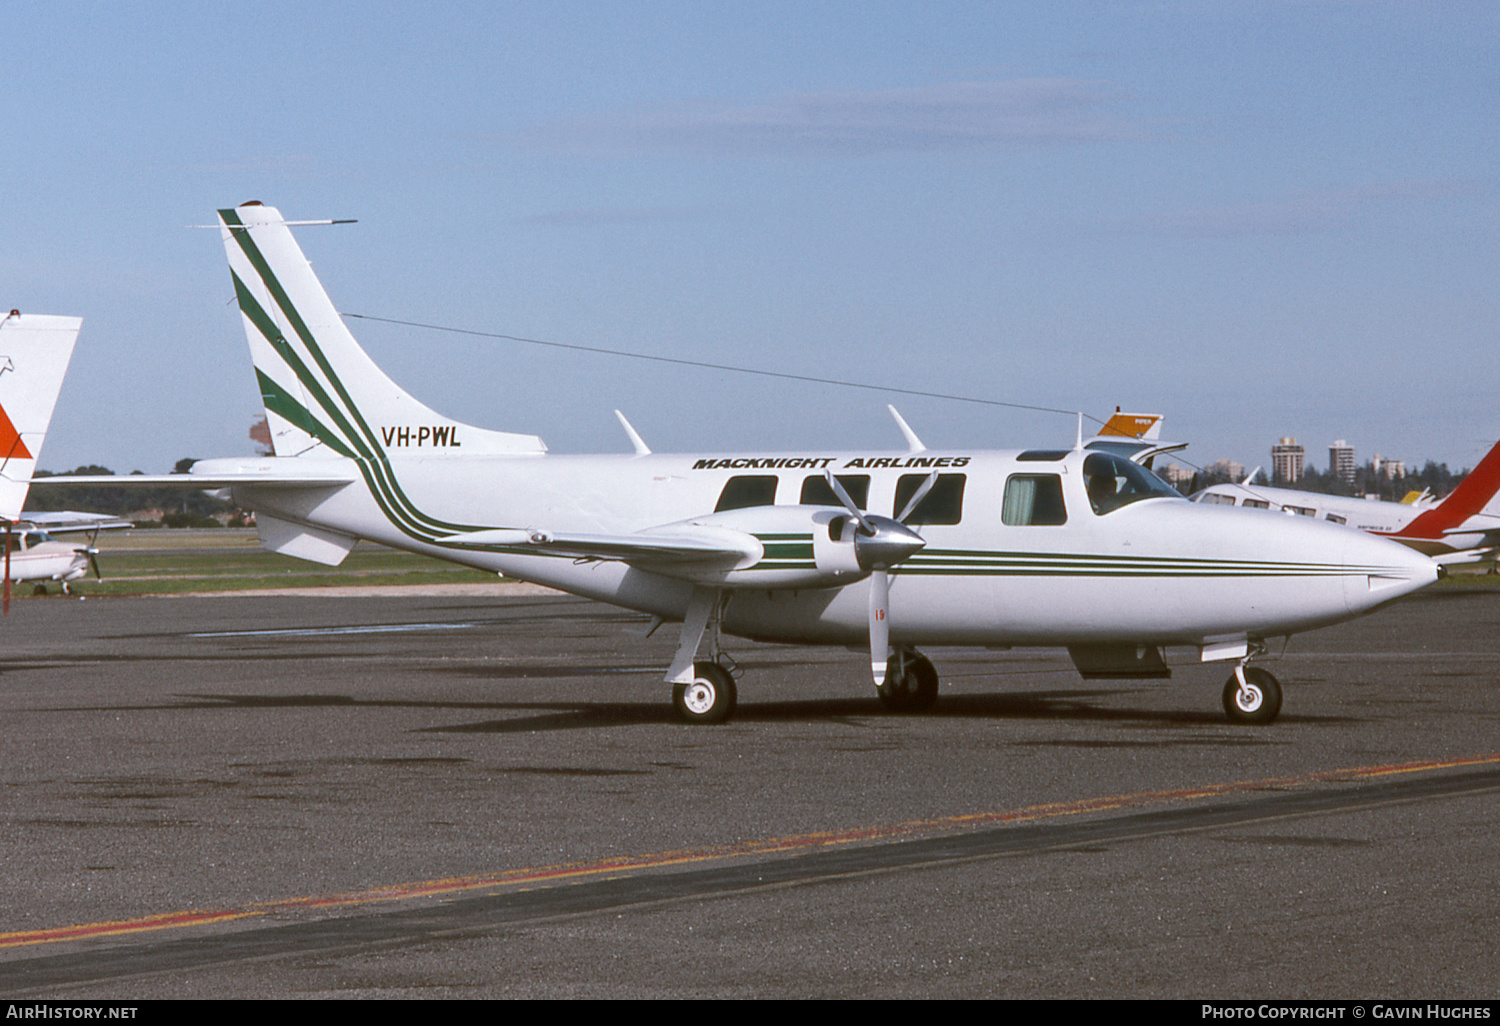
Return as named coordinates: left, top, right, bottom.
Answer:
left=1222, top=666, right=1282, bottom=725
left=877, top=650, right=939, bottom=713
left=673, top=661, right=737, bottom=724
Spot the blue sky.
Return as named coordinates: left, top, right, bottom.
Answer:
left=3, top=1, right=1496, bottom=476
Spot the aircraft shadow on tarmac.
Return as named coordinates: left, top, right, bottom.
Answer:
left=430, top=692, right=1361, bottom=734
left=132, top=693, right=1350, bottom=732
left=138, top=688, right=1353, bottom=735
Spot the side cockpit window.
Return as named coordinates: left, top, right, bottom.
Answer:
left=1002, top=475, right=1067, bottom=526
left=715, top=475, right=778, bottom=512
left=1082, top=452, right=1181, bottom=515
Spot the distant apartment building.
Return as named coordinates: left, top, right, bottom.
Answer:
left=1158, top=462, right=1195, bottom=489
left=1329, top=440, right=1355, bottom=486
left=1206, top=458, right=1245, bottom=482
left=1370, top=455, right=1405, bottom=480
left=1272, top=437, right=1305, bottom=483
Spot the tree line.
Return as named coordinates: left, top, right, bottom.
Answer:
left=23, top=460, right=242, bottom=528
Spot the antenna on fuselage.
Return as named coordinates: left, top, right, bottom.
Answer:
left=614, top=410, right=651, bottom=455
left=887, top=406, right=926, bottom=454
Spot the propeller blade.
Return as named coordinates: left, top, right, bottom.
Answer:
left=88, top=549, right=101, bottom=580
left=869, top=569, right=890, bottom=685
left=823, top=470, right=873, bottom=533
left=895, top=471, right=940, bottom=524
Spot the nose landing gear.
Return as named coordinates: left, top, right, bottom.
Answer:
left=1223, top=664, right=1283, bottom=725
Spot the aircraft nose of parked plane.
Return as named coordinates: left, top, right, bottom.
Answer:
left=1339, top=525, right=1441, bottom=614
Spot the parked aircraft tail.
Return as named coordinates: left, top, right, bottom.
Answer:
left=1387, top=439, right=1500, bottom=548
left=218, top=202, right=546, bottom=460
left=0, top=312, right=80, bottom=521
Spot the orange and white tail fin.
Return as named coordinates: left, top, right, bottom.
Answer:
left=0, top=312, right=80, bottom=520
left=1097, top=411, right=1163, bottom=441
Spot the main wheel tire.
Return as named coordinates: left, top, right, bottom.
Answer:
left=1222, top=666, right=1282, bottom=725
left=673, top=661, right=737, bottom=724
left=877, top=650, right=939, bottom=713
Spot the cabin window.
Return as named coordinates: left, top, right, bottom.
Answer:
left=1082, top=452, right=1181, bottom=515
left=1326, top=513, right=1347, bottom=525
left=1242, top=499, right=1270, bottom=509
left=1002, top=474, right=1067, bottom=526
left=799, top=474, right=870, bottom=510
left=714, top=475, right=778, bottom=512
left=894, top=474, right=966, bottom=525
left=1285, top=505, right=1316, bottom=517
left=1196, top=492, right=1236, bottom=506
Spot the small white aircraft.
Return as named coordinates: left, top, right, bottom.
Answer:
left=3, top=512, right=130, bottom=595
left=1191, top=441, right=1500, bottom=559
left=39, top=204, right=1442, bottom=724
left=0, top=311, right=83, bottom=607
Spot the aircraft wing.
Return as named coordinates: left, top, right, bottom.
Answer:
left=22, top=511, right=133, bottom=532
left=1083, top=438, right=1188, bottom=465
left=439, top=525, right=763, bottom=574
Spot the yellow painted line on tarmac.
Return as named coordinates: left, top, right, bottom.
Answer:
left=4, top=751, right=1495, bottom=950
left=0, top=910, right=262, bottom=948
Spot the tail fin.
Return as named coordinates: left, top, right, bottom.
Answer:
left=1098, top=411, right=1163, bottom=441
left=218, top=202, right=546, bottom=460
left=0, top=312, right=81, bottom=520
left=1392, top=440, right=1500, bottom=541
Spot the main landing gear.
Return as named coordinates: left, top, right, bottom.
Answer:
left=1222, top=664, right=1283, bottom=725
left=672, top=661, right=738, bottom=725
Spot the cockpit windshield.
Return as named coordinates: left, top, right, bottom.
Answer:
left=1082, top=452, right=1182, bottom=515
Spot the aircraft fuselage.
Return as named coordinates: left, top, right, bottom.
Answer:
left=215, top=445, right=1438, bottom=651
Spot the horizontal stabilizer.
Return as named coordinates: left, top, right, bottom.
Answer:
left=32, top=470, right=357, bottom=489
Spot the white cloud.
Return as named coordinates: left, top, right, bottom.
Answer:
left=513, top=79, right=1144, bottom=158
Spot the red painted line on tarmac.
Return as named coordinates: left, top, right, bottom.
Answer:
left=5, top=752, right=1495, bottom=949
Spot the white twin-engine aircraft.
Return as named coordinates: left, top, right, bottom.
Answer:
left=43, top=203, right=1442, bottom=724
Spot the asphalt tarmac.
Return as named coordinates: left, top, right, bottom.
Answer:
left=0, top=587, right=1496, bottom=998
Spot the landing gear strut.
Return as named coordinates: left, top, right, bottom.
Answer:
left=1222, top=665, right=1282, bottom=725
left=878, top=648, right=939, bottom=713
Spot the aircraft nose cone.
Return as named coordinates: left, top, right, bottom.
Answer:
left=1342, top=529, right=1440, bottom=612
